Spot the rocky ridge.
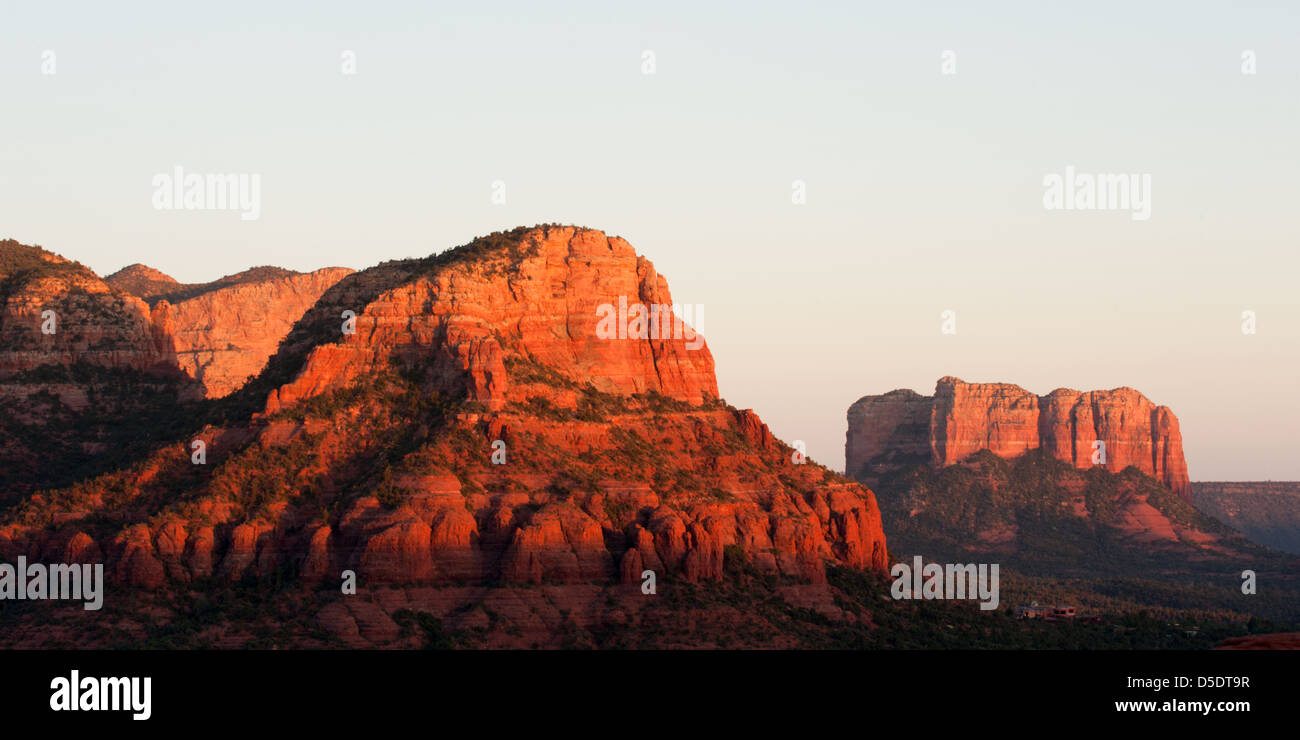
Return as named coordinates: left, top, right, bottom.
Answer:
left=0, top=226, right=889, bottom=612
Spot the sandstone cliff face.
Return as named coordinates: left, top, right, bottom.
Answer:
left=150, top=267, right=353, bottom=397
left=844, top=389, right=932, bottom=479
left=0, top=242, right=201, bottom=501
left=931, top=379, right=1040, bottom=466
left=1037, top=386, right=1188, bottom=496
left=0, top=243, right=174, bottom=376
left=3, top=242, right=351, bottom=396
left=847, top=376, right=1189, bottom=498
left=264, top=226, right=716, bottom=414
left=0, top=240, right=351, bottom=499
left=0, top=226, right=888, bottom=601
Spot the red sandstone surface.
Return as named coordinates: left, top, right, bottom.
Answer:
left=149, top=266, right=353, bottom=397
left=3, top=241, right=350, bottom=396
left=0, top=227, right=889, bottom=625
left=847, top=376, right=1190, bottom=498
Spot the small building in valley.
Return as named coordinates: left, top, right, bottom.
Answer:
left=1015, top=603, right=1077, bottom=621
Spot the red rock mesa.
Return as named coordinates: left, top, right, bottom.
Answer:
left=846, top=376, right=1189, bottom=498
left=0, top=226, right=889, bottom=601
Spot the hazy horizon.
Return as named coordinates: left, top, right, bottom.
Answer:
left=3, top=1, right=1297, bottom=479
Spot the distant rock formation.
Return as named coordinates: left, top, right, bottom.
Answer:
left=1191, top=482, right=1300, bottom=555
left=847, top=376, right=1190, bottom=498
left=148, top=267, right=353, bottom=397
left=0, top=239, right=352, bottom=502
left=103, top=263, right=183, bottom=301
left=0, top=247, right=356, bottom=399
left=1, top=241, right=177, bottom=377
left=109, top=263, right=307, bottom=304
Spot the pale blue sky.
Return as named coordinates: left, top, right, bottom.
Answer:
left=2, top=1, right=1297, bottom=478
